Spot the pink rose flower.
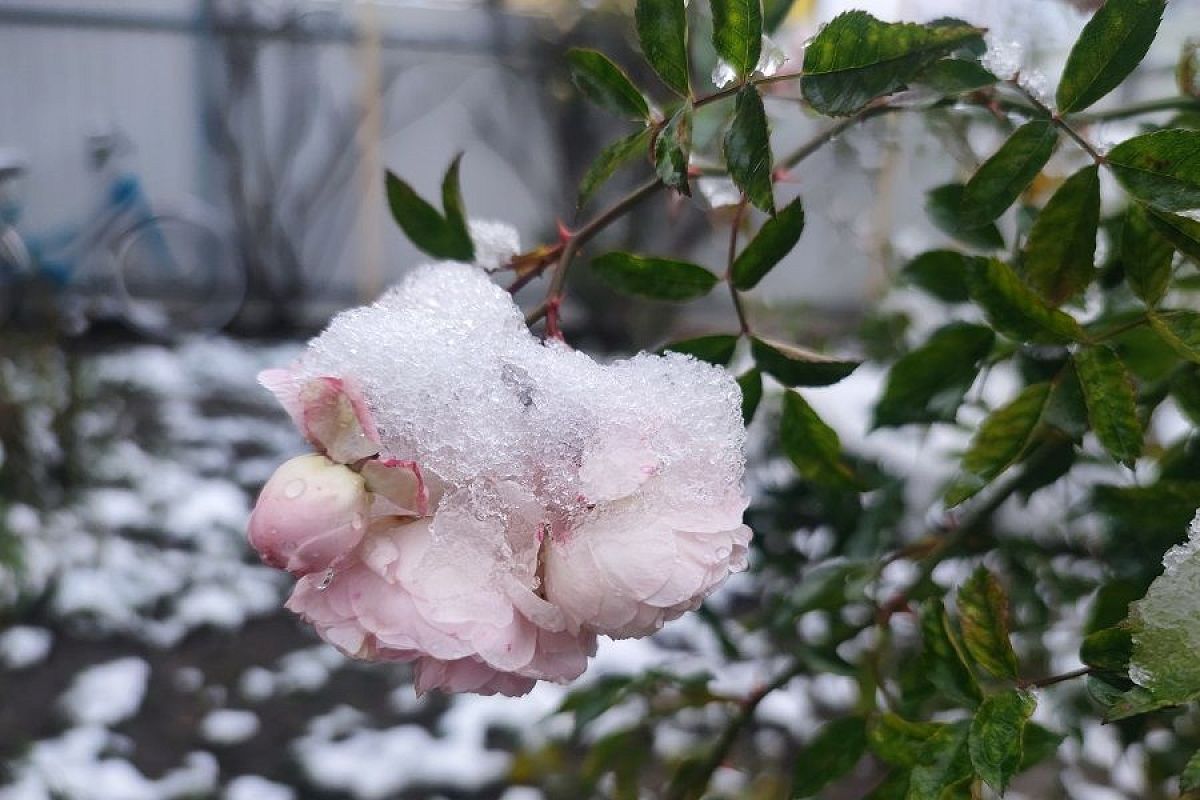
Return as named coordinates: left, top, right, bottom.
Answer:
left=248, top=263, right=753, bottom=696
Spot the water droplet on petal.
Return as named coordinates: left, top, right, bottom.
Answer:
left=317, top=567, right=335, bottom=591
left=284, top=479, right=306, bottom=499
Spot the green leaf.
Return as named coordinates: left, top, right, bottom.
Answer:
left=1074, top=346, right=1143, bottom=467
left=800, top=12, right=984, bottom=116
left=959, top=120, right=1059, bottom=228
left=906, top=721, right=973, bottom=800
left=957, top=566, right=1020, bottom=681
left=636, top=0, right=691, bottom=97
left=1023, top=165, right=1101, bottom=306
left=780, top=390, right=860, bottom=490
left=1019, top=723, right=1064, bottom=772
left=868, top=714, right=946, bottom=768
left=916, top=58, right=997, bottom=94
left=752, top=337, right=861, bottom=387
left=949, top=382, right=1052, bottom=506
left=919, top=599, right=983, bottom=708
left=926, top=184, right=1006, bottom=251
left=578, top=128, right=653, bottom=209
left=965, top=258, right=1086, bottom=344
left=385, top=164, right=475, bottom=261
left=1080, top=626, right=1133, bottom=674
left=1150, top=310, right=1200, bottom=362
left=1171, top=366, right=1200, bottom=424
left=762, top=0, right=794, bottom=32
left=873, top=322, right=995, bottom=427
left=790, top=559, right=872, bottom=613
left=1056, top=0, right=1167, bottom=113
left=591, top=252, right=718, bottom=301
left=558, top=675, right=636, bottom=732
left=901, top=250, right=972, bottom=303
left=1144, top=206, right=1200, bottom=263
left=738, top=368, right=763, bottom=424
left=1108, top=130, right=1200, bottom=213
left=968, top=690, right=1037, bottom=794
left=441, top=154, right=473, bottom=258
left=792, top=717, right=868, bottom=797
left=1121, top=203, right=1175, bottom=305
left=731, top=197, right=804, bottom=289
left=724, top=86, right=775, bottom=214
left=567, top=49, right=651, bottom=121
left=1182, top=749, right=1200, bottom=794
left=656, top=104, right=694, bottom=195
left=710, top=0, right=762, bottom=82
left=662, top=333, right=739, bottom=365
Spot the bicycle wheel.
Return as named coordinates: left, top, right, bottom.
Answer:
left=114, top=213, right=244, bottom=338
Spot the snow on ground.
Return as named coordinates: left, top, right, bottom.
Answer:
left=59, top=657, right=150, bottom=726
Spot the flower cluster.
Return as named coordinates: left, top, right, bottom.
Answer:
left=247, top=262, right=752, bottom=696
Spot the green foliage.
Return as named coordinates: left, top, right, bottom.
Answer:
left=919, top=599, right=983, bottom=708
left=1151, top=310, right=1200, bottom=362
left=1023, top=165, right=1101, bottom=306
left=635, top=0, right=691, bottom=96
left=591, top=252, right=718, bottom=300
left=948, top=382, right=1052, bottom=505
left=965, top=258, right=1085, bottom=344
left=1107, top=130, right=1200, bottom=212
left=737, top=368, right=763, bottom=423
left=709, top=0, right=762, bottom=82
left=874, top=322, right=994, bottom=427
left=1121, top=203, right=1175, bottom=305
left=1056, top=0, right=1167, bottom=113
left=926, top=184, right=1006, bottom=251
left=385, top=156, right=475, bottom=261
left=792, top=716, right=868, bottom=797
left=578, top=128, right=652, bottom=209
left=800, top=12, right=983, bottom=116
left=751, top=337, right=861, bottom=387
left=724, top=87, right=776, bottom=214
left=567, top=49, right=651, bottom=121
left=906, top=721, right=973, bottom=800
left=780, top=390, right=860, bottom=490
left=1074, top=345, right=1143, bottom=466
left=656, top=105, right=694, bottom=195
left=731, top=197, right=804, bottom=290
left=901, top=250, right=972, bottom=303
left=956, top=567, right=1020, bottom=681
left=916, top=58, right=996, bottom=94
left=1145, top=206, right=1200, bottom=262
left=959, top=121, right=1059, bottom=228
left=968, top=690, right=1036, bottom=793
left=662, top=333, right=739, bottom=365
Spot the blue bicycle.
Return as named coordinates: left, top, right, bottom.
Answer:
left=0, top=131, right=244, bottom=337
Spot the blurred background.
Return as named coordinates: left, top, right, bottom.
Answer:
left=1, top=1, right=1199, bottom=798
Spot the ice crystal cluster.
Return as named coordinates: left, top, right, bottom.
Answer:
left=248, top=262, right=752, bottom=696
left=1128, top=511, right=1200, bottom=703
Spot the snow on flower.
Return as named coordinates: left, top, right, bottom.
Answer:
left=248, top=261, right=752, bottom=696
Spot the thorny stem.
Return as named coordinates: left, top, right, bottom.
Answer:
left=1019, top=666, right=1093, bottom=690
left=684, top=448, right=1057, bottom=799
left=1010, top=79, right=1106, bottom=165
left=666, top=658, right=807, bottom=800
left=524, top=177, right=664, bottom=329
left=1075, top=96, right=1200, bottom=122
left=725, top=197, right=752, bottom=335
left=692, top=71, right=804, bottom=111
left=777, top=100, right=894, bottom=171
